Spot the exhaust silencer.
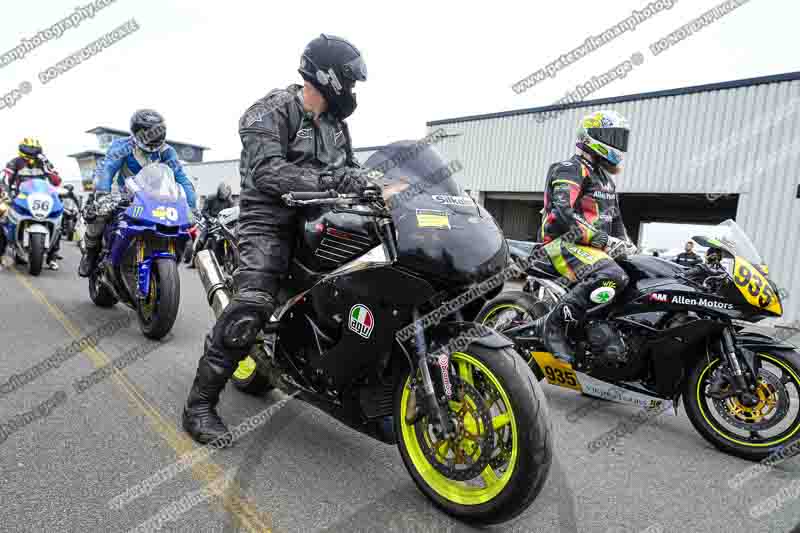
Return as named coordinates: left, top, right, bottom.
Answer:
left=195, top=249, right=231, bottom=318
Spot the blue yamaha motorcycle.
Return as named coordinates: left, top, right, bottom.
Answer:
left=88, top=163, right=192, bottom=339
left=3, top=178, right=63, bottom=276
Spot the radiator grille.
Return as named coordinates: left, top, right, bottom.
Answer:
left=314, top=228, right=374, bottom=266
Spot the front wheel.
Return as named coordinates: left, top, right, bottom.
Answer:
left=395, top=345, right=552, bottom=524
left=684, top=348, right=800, bottom=461
left=137, top=258, right=180, bottom=340
left=64, top=220, right=75, bottom=241
left=28, top=233, right=45, bottom=276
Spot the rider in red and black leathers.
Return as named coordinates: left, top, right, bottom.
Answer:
left=3, top=150, right=61, bottom=194
left=540, top=154, right=628, bottom=248
left=182, top=34, right=372, bottom=446
left=3, top=139, right=63, bottom=269
left=536, top=110, right=637, bottom=364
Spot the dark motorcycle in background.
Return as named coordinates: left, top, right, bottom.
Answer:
left=477, top=220, right=800, bottom=461
left=193, top=142, right=552, bottom=524
left=59, top=193, right=80, bottom=242
left=191, top=206, right=239, bottom=280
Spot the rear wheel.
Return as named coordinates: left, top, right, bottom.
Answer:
left=137, top=258, right=180, bottom=340
left=395, top=345, right=552, bottom=524
left=28, top=233, right=44, bottom=276
left=684, top=348, right=800, bottom=461
left=477, top=291, right=550, bottom=332
left=232, top=348, right=275, bottom=395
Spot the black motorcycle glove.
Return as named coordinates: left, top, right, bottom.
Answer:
left=323, top=167, right=378, bottom=195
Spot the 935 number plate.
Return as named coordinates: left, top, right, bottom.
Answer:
left=733, top=256, right=782, bottom=315
left=530, top=351, right=582, bottom=391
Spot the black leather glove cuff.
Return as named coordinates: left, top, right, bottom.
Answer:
left=590, top=232, right=609, bottom=249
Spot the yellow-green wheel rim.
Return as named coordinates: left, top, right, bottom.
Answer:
left=234, top=356, right=257, bottom=380
left=399, top=351, right=518, bottom=505
left=697, top=354, right=800, bottom=447
left=481, top=304, right=529, bottom=327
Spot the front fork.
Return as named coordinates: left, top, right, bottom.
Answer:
left=404, top=308, right=457, bottom=439
left=712, top=326, right=759, bottom=403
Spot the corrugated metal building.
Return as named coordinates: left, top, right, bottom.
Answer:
left=426, top=71, right=800, bottom=323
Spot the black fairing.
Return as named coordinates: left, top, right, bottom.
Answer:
left=618, top=255, right=685, bottom=283
left=365, top=143, right=509, bottom=285
left=295, top=207, right=380, bottom=272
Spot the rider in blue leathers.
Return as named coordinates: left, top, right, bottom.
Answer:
left=78, top=109, right=198, bottom=277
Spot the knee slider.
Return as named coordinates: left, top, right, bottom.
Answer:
left=221, top=312, right=263, bottom=349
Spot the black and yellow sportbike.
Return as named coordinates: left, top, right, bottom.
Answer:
left=477, top=220, right=800, bottom=461
left=195, top=142, right=552, bottom=524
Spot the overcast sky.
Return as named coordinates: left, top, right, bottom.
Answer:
left=0, top=0, right=796, bottom=249
left=0, top=0, right=795, bottom=174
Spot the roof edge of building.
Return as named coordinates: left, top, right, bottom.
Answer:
left=427, top=70, right=800, bottom=126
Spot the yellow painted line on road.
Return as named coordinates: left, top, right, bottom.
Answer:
left=13, top=269, right=272, bottom=532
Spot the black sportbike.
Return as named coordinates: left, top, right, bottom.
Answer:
left=477, top=220, right=800, bottom=461
left=195, top=142, right=552, bottom=524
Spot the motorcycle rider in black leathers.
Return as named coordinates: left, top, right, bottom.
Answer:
left=185, top=182, right=235, bottom=267
left=536, top=110, right=637, bottom=363
left=182, top=34, right=372, bottom=446
left=204, top=182, right=235, bottom=219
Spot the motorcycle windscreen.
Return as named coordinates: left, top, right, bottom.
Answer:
left=364, top=141, right=507, bottom=284
left=124, top=163, right=190, bottom=226
left=125, top=163, right=181, bottom=203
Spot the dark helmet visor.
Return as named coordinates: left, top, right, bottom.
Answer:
left=588, top=127, right=629, bottom=152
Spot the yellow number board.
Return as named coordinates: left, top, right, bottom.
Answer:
left=732, top=256, right=782, bottom=315
left=529, top=351, right=582, bottom=391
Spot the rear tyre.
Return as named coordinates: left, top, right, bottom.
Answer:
left=232, top=351, right=275, bottom=395
left=476, top=291, right=550, bottom=331
left=395, top=345, right=552, bottom=524
left=137, top=258, right=180, bottom=340
left=28, top=233, right=44, bottom=276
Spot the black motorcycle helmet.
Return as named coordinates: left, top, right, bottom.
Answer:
left=65, top=184, right=74, bottom=192
left=130, top=109, right=167, bottom=153
left=217, top=182, right=231, bottom=200
left=298, top=34, right=367, bottom=120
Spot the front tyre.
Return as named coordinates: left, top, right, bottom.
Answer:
left=89, top=271, right=118, bottom=307
left=28, top=233, right=44, bottom=276
left=684, top=348, right=800, bottom=461
left=395, top=345, right=552, bottom=524
left=137, top=258, right=180, bottom=340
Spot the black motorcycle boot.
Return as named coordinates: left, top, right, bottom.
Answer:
left=182, top=350, right=237, bottom=447
left=541, top=279, right=596, bottom=364
left=78, top=245, right=99, bottom=277
left=542, top=303, right=580, bottom=364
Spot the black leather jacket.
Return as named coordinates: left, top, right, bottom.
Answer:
left=202, top=195, right=234, bottom=220
left=237, top=84, right=360, bottom=226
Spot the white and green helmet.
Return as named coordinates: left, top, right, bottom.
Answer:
left=577, top=110, right=630, bottom=166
